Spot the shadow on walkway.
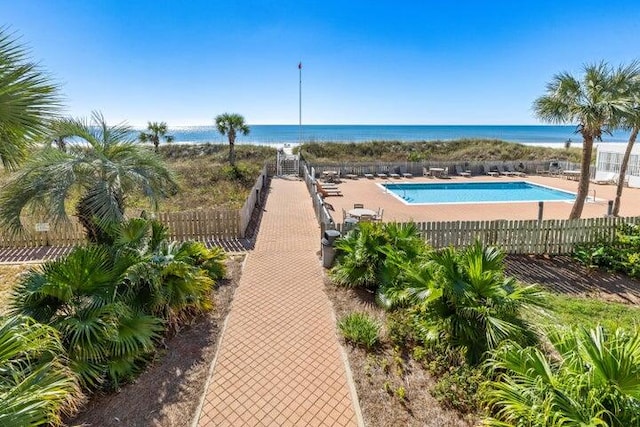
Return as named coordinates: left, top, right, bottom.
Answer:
left=506, top=254, right=640, bottom=305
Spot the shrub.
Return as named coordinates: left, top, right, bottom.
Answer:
left=574, top=223, right=640, bottom=278
left=432, top=365, right=484, bottom=414
left=381, top=241, right=546, bottom=364
left=0, top=315, right=82, bottom=426
left=331, top=222, right=425, bottom=292
left=338, top=312, right=381, bottom=350
left=485, top=326, right=640, bottom=426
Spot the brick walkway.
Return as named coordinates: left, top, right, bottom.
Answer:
left=196, top=178, right=361, bottom=426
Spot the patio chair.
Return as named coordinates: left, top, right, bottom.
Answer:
left=422, top=167, right=432, bottom=178
left=358, top=214, right=374, bottom=223
left=353, top=203, right=364, bottom=209
left=342, top=208, right=349, bottom=220
left=438, top=166, right=451, bottom=179
left=455, top=165, right=471, bottom=177
left=374, top=208, right=384, bottom=221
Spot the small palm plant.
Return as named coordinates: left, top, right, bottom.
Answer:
left=381, top=241, right=546, bottom=364
left=0, top=315, right=81, bottom=426
left=331, top=222, right=425, bottom=292
left=139, top=121, right=175, bottom=153
left=10, top=245, right=164, bottom=389
left=214, top=113, right=250, bottom=167
left=485, top=326, right=640, bottom=426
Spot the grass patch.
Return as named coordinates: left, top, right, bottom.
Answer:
left=298, top=139, right=582, bottom=163
left=338, top=312, right=381, bottom=350
left=530, top=292, right=640, bottom=331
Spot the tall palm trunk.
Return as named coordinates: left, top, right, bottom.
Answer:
left=612, top=127, right=639, bottom=216
left=76, top=191, right=125, bottom=244
left=228, top=129, right=236, bottom=166
left=569, top=135, right=595, bottom=219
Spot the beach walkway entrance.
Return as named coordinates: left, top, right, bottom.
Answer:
left=196, top=178, right=361, bottom=426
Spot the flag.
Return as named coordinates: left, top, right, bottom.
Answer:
left=298, top=62, right=302, bottom=69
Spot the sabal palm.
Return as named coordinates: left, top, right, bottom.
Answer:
left=485, top=326, right=640, bottom=426
left=139, top=121, right=174, bottom=153
left=0, top=315, right=81, bottom=426
left=383, top=241, right=545, bottom=364
left=331, top=222, right=424, bottom=291
left=0, top=111, right=178, bottom=243
left=0, top=27, right=60, bottom=169
left=215, top=113, right=250, bottom=166
left=9, top=245, right=164, bottom=389
left=534, top=62, right=634, bottom=219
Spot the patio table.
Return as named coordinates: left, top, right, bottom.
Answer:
left=348, top=208, right=377, bottom=219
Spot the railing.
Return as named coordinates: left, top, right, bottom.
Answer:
left=0, top=165, right=272, bottom=248
left=334, top=216, right=640, bottom=255
left=301, top=161, right=335, bottom=235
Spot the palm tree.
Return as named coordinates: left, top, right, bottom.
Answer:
left=214, top=113, right=250, bottom=166
left=612, top=63, right=640, bottom=216
left=0, top=27, right=61, bottom=169
left=534, top=62, right=634, bottom=219
left=139, top=121, right=174, bottom=153
left=0, top=315, right=81, bottom=426
left=0, top=112, right=178, bottom=243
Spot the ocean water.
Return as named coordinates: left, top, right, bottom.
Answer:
left=150, top=125, right=631, bottom=146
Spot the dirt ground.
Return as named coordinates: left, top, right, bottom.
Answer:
left=325, top=280, right=476, bottom=427
left=68, top=255, right=243, bottom=427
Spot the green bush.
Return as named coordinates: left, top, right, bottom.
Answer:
left=485, top=326, right=640, bottom=426
left=338, top=312, right=381, bottom=350
left=574, top=223, right=640, bottom=278
left=432, top=365, right=484, bottom=414
left=9, top=217, right=226, bottom=390
left=0, top=315, right=81, bottom=426
left=381, top=241, right=546, bottom=364
left=331, top=222, right=425, bottom=293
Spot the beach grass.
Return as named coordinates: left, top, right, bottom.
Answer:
left=297, top=139, right=583, bottom=163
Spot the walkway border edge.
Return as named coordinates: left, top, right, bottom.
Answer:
left=190, top=253, right=251, bottom=427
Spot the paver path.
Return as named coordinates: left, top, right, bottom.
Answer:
left=196, top=178, right=361, bottom=426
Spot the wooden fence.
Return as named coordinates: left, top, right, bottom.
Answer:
left=0, top=165, right=271, bottom=248
left=334, top=216, right=640, bottom=255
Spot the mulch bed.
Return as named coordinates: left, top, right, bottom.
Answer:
left=68, top=256, right=243, bottom=427
left=505, top=254, right=640, bottom=304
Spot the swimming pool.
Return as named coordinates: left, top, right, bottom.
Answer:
left=381, top=181, right=576, bottom=205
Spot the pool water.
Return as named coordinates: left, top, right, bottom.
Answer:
left=382, top=181, right=576, bottom=204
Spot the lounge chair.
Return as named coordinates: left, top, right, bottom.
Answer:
left=389, top=167, right=401, bottom=179
left=401, top=169, right=413, bottom=178
left=506, top=164, right=526, bottom=177
left=455, top=165, right=471, bottom=177
left=316, top=183, right=343, bottom=197
left=487, top=166, right=500, bottom=177
left=364, top=172, right=374, bottom=179
left=376, top=171, right=388, bottom=179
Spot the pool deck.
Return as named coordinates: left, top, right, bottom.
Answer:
left=324, top=174, right=640, bottom=222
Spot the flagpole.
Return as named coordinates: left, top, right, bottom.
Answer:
left=298, top=61, right=302, bottom=144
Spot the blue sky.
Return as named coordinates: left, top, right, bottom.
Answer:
left=3, top=1, right=639, bottom=126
